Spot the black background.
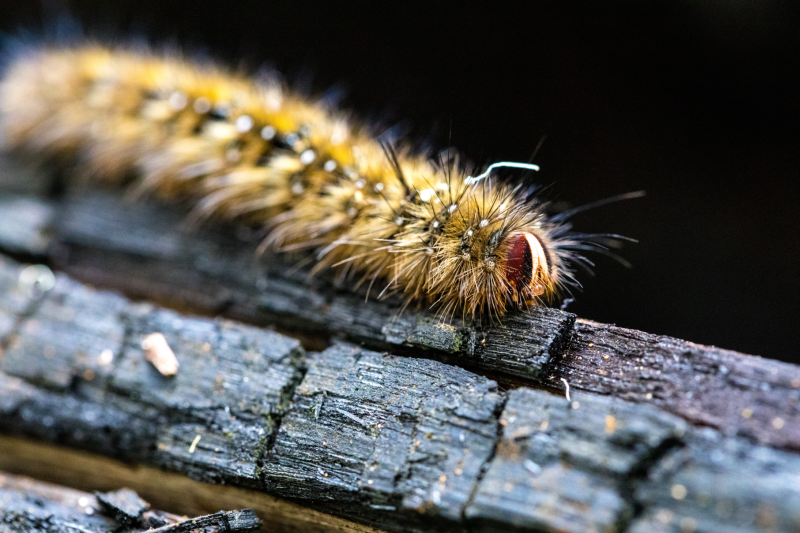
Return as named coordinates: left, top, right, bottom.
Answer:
left=2, top=1, right=797, bottom=363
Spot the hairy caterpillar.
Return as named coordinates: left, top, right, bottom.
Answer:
left=0, top=44, right=631, bottom=321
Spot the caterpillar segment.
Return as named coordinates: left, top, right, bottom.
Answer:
left=0, top=44, right=590, bottom=320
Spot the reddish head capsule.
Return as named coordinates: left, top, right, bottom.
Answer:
left=503, top=232, right=551, bottom=298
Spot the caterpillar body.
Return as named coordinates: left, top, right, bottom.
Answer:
left=0, top=44, right=620, bottom=321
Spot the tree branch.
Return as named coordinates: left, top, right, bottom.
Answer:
left=0, top=178, right=798, bottom=532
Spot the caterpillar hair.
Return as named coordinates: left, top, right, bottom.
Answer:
left=0, top=44, right=637, bottom=321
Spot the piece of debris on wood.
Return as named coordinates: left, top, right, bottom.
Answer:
left=142, top=332, right=180, bottom=376
left=95, top=487, right=149, bottom=526
left=147, top=509, right=261, bottom=532
left=0, top=471, right=261, bottom=532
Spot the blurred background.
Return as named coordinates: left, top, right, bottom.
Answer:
left=1, top=1, right=797, bottom=363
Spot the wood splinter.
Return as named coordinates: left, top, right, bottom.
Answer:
left=141, top=333, right=179, bottom=376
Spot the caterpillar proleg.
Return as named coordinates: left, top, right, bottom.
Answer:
left=0, top=44, right=631, bottom=321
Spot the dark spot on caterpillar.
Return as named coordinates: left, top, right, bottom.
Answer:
left=484, top=228, right=503, bottom=264
left=343, top=198, right=361, bottom=216
left=209, top=104, right=229, bottom=120
left=271, top=136, right=295, bottom=152
left=460, top=228, right=475, bottom=259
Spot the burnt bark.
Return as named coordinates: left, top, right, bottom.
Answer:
left=0, top=188, right=796, bottom=450
left=0, top=178, right=799, bottom=532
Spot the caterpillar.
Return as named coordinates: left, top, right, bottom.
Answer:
left=0, top=44, right=630, bottom=321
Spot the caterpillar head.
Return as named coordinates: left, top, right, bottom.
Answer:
left=421, top=179, right=641, bottom=321
left=423, top=177, right=566, bottom=321
left=502, top=231, right=556, bottom=304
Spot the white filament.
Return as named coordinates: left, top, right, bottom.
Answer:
left=464, top=161, right=540, bottom=185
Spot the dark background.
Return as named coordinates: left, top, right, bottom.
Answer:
left=2, top=1, right=797, bottom=363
